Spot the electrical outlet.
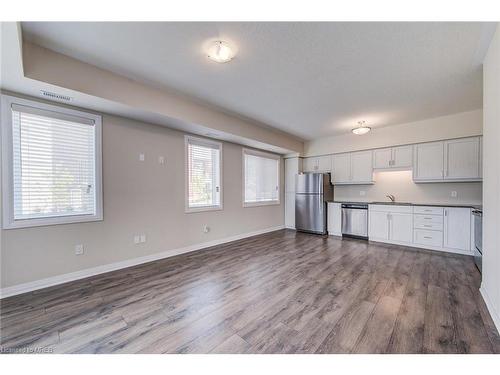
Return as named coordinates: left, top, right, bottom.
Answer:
left=158, top=156, right=165, bottom=165
left=451, top=191, right=457, bottom=198
left=139, top=153, right=145, bottom=162
left=359, top=191, right=366, bottom=196
left=74, top=244, right=84, bottom=255
left=140, top=234, right=146, bottom=243
left=203, top=225, right=210, bottom=233
left=134, top=235, right=141, bottom=244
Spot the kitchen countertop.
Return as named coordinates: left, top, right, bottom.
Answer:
left=327, top=201, right=482, bottom=209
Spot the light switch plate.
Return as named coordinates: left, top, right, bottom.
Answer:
left=134, top=235, right=140, bottom=244
left=139, top=153, right=145, bottom=161
left=75, top=244, right=84, bottom=255
left=140, top=234, right=146, bottom=243
left=359, top=191, right=366, bottom=196
left=451, top=191, right=457, bottom=198
left=158, top=156, right=165, bottom=164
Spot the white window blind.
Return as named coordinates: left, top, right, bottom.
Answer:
left=243, top=149, right=280, bottom=206
left=11, top=104, right=97, bottom=221
left=186, top=136, right=222, bottom=211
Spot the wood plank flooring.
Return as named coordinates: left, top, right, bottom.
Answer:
left=1, top=229, right=499, bottom=354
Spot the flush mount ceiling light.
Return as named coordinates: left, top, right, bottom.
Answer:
left=352, top=121, right=371, bottom=135
left=207, top=41, right=235, bottom=63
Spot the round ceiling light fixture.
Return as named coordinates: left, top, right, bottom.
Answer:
left=207, top=40, right=235, bottom=63
left=352, top=121, right=371, bottom=135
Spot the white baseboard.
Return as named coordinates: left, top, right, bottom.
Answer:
left=480, top=284, right=500, bottom=333
left=0, top=225, right=285, bottom=299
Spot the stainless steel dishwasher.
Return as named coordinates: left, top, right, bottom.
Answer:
left=341, top=203, right=368, bottom=239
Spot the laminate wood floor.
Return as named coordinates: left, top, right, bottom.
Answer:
left=1, top=230, right=499, bottom=354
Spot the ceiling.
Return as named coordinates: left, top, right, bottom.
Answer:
left=20, top=22, right=495, bottom=140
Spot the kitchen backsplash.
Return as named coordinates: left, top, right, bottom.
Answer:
left=333, top=170, right=482, bottom=204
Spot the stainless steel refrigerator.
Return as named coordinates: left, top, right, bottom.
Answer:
left=295, top=173, right=333, bottom=234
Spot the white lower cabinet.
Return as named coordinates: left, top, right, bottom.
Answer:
left=368, top=204, right=472, bottom=255
left=443, top=207, right=471, bottom=252
left=327, top=202, right=342, bottom=236
left=285, top=193, right=295, bottom=229
left=368, top=205, right=412, bottom=245
left=368, top=210, right=390, bottom=241
left=389, top=212, right=413, bottom=244
left=414, top=229, right=443, bottom=248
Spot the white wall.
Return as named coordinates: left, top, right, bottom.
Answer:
left=305, top=110, right=482, bottom=157
left=0, top=111, right=285, bottom=290
left=334, top=170, right=482, bottom=205
left=481, top=24, right=500, bottom=331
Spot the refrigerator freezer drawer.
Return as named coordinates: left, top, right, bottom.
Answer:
left=295, top=194, right=326, bottom=234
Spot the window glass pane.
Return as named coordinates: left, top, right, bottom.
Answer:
left=12, top=109, right=97, bottom=220
left=244, top=152, right=279, bottom=204
left=187, top=140, right=221, bottom=209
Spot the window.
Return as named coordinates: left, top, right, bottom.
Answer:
left=243, top=149, right=280, bottom=207
left=185, top=136, right=222, bottom=212
left=1, top=95, right=102, bottom=229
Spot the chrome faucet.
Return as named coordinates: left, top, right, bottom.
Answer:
left=386, top=194, right=396, bottom=202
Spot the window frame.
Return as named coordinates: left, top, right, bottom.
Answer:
left=1, top=94, right=103, bottom=229
left=184, top=135, right=223, bottom=213
left=242, top=148, right=281, bottom=208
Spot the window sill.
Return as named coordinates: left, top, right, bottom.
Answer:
left=185, top=206, right=223, bottom=214
left=243, top=201, right=281, bottom=208
left=2, top=213, right=103, bottom=229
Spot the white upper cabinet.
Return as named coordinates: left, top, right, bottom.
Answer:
left=443, top=207, right=471, bottom=252
left=444, top=137, right=480, bottom=180
left=479, top=136, right=483, bottom=179
left=373, top=145, right=412, bottom=169
left=285, top=157, right=299, bottom=193
left=413, top=141, right=445, bottom=181
left=331, top=153, right=351, bottom=184
left=317, top=155, right=332, bottom=172
left=413, top=137, right=482, bottom=182
left=392, top=145, right=413, bottom=168
left=302, top=155, right=331, bottom=173
left=350, top=151, right=374, bottom=183
left=302, top=157, right=317, bottom=172
left=332, top=151, right=373, bottom=185
left=373, top=148, right=392, bottom=169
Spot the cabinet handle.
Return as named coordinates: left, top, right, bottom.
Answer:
left=424, top=236, right=432, bottom=239
left=424, top=217, right=432, bottom=220
left=424, top=225, right=432, bottom=227
left=444, top=209, right=447, bottom=217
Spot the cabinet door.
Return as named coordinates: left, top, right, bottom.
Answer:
left=389, top=212, right=413, bottom=244
left=413, top=141, right=444, bottom=181
left=369, top=211, right=389, bottom=240
left=302, top=157, right=317, bottom=172
left=285, top=193, right=295, bottom=228
left=392, top=145, right=413, bottom=168
left=350, top=151, right=373, bottom=183
left=373, top=148, right=392, bottom=169
left=285, top=157, right=299, bottom=193
left=317, top=155, right=332, bottom=172
left=332, top=153, right=351, bottom=184
left=443, top=207, right=471, bottom=252
left=327, top=203, right=342, bottom=236
left=444, top=137, right=480, bottom=180
left=479, top=137, right=483, bottom=179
